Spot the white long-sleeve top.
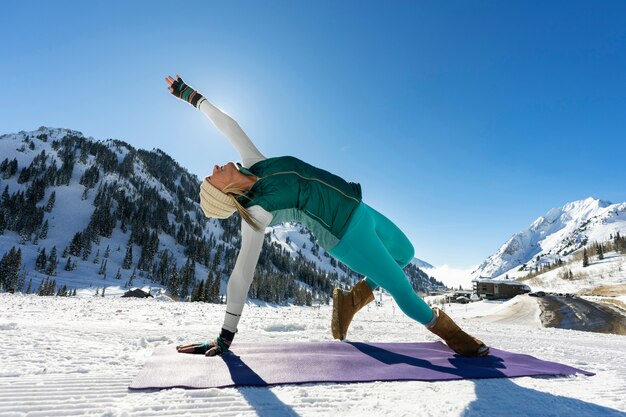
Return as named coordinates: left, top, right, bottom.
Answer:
left=197, top=98, right=273, bottom=333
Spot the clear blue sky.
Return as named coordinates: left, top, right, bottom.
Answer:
left=2, top=1, right=625, bottom=268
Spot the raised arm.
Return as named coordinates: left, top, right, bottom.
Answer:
left=166, top=75, right=266, bottom=168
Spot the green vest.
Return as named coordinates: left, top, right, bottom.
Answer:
left=238, top=156, right=362, bottom=250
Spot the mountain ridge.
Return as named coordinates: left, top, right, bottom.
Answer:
left=472, top=197, right=626, bottom=280
left=0, top=127, right=444, bottom=300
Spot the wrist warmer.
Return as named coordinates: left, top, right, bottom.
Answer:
left=171, top=76, right=204, bottom=108
left=217, top=328, right=235, bottom=353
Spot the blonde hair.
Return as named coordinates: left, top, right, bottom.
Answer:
left=222, top=184, right=262, bottom=232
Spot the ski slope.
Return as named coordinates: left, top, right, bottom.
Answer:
left=1, top=293, right=625, bottom=417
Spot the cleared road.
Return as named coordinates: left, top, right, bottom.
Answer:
left=537, top=294, right=626, bottom=335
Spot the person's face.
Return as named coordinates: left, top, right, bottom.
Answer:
left=207, top=162, right=240, bottom=191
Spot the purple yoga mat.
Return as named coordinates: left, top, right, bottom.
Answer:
left=129, top=341, right=594, bottom=390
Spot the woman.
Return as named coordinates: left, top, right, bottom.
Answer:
left=167, top=75, right=488, bottom=358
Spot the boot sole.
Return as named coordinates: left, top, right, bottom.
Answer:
left=477, top=345, right=490, bottom=357
left=460, top=344, right=490, bottom=357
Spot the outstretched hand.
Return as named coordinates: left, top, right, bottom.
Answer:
left=164, top=74, right=179, bottom=94
left=165, top=74, right=204, bottom=107
left=177, top=330, right=234, bottom=357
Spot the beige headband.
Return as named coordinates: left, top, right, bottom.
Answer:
left=199, top=179, right=237, bottom=219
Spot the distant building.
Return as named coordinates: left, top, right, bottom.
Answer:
left=445, top=290, right=473, bottom=303
left=472, top=278, right=531, bottom=300
left=121, top=288, right=153, bottom=298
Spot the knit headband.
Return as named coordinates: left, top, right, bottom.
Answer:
left=199, top=179, right=237, bottom=219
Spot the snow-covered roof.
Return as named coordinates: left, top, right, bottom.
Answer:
left=472, top=278, right=529, bottom=287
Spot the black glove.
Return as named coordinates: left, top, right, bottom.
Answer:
left=169, top=76, right=204, bottom=108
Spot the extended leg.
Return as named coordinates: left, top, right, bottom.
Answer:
left=330, top=204, right=488, bottom=356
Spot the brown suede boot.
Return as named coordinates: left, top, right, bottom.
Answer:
left=427, top=307, right=489, bottom=357
left=331, top=280, right=375, bottom=340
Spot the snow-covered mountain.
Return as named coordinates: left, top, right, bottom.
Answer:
left=0, top=127, right=444, bottom=299
left=411, top=258, right=434, bottom=270
left=472, top=197, right=626, bottom=279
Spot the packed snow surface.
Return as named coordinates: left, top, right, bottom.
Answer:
left=1, top=293, right=625, bottom=417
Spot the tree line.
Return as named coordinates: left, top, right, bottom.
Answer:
left=0, top=130, right=446, bottom=304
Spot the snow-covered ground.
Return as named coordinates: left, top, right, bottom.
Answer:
left=1, top=293, right=625, bottom=417
left=521, top=252, right=626, bottom=295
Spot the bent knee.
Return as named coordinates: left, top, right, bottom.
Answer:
left=398, top=243, right=415, bottom=268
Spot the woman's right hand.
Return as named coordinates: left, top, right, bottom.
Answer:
left=176, top=340, right=223, bottom=357
left=176, top=329, right=234, bottom=357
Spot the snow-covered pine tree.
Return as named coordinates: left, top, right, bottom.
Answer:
left=81, top=242, right=91, bottom=261
left=202, top=278, right=210, bottom=302
left=16, top=269, right=26, bottom=293
left=45, top=246, right=58, bottom=276
left=36, top=248, right=47, bottom=271
left=168, top=262, right=179, bottom=299
left=0, top=247, right=22, bottom=290
left=212, top=245, right=223, bottom=271
left=209, top=272, right=220, bottom=303
left=122, top=245, right=133, bottom=269
left=37, top=278, right=47, bottom=296
left=45, top=191, right=56, bottom=213
left=39, top=220, right=49, bottom=239
left=98, top=259, right=107, bottom=275
left=191, top=279, right=204, bottom=302
left=50, top=279, right=57, bottom=296
left=57, top=284, right=68, bottom=297
left=64, top=257, right=73, bottom=271
left=69, top=233, right=82, bottom=257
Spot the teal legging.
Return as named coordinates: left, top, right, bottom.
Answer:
left=329, top=202, right=434, bottom=325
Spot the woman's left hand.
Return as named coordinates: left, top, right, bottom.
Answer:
left=164, top=74, right=179, bottom=94
left=165, top=74, right=204, bottom=107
